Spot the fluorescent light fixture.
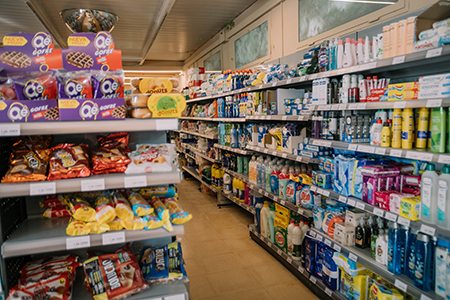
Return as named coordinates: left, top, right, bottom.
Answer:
left=331, top=0, right=396, bottom=4
left=124, top=70, right=183, bottom=73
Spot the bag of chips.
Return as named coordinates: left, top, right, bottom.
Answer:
left=128, top=192, right=153, bottom=217
left=88, top=222, right=110, bottom=234
left=113, top=192, right=134, bottom=221
left=91, top=132, right=131, bottom=175
left=12, top=72, right=57, bottom=100
left=142, top=213, right=165, bottom=230
left=92, top=70, right=124, bottom=99
left=108, top=218, right=124, bottom=231
left=1, top=149, right=49, bottom=183
left=57, top=71, right=93, bottom=99
left=43, top=206, right=70, bottom=219
left=150, top=197, right=169, bottom=221
left=40, top=194, right=65, bottom=208
left=121, top=217, right=145, bottom=231
left=94, top=193, right=117, bottom=224
left=66, top=217, right=91, bottom=236
left=139, top=186, right=177, bottom=199
left=160, top=198, right=192, bottom=224
left=48, top=144, right=91, bottom=180
left=64, top=195, right=96, bottom=222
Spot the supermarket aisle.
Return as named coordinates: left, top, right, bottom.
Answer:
left=177, top=179, right=319, bottom=300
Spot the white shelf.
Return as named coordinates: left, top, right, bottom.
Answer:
left=179, top=115, right=309, bottom=122
left=0, top=170, right=182, bottom=198
left=214, top=143, right=253, bottom=155
left=175, top=129, right=218, bottom=139
left=1, top=217, right=184, bottom=258
left=181, top=166, right=219, bottom=193
left=246, top=145, right=318, bottom=164
left=308, top=98, right=450, bottom=111
left=222, top=191, right=255, bottom=214
left=0, top=118, right=179, bottom=136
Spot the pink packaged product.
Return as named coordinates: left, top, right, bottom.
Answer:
left=363, top=176, right=386, bottom=205
left=375, top=191, right=393, bottom=211
left=389, top=192, right=416, bottom=214
left=360, top=165, right=400, bottom=177
left=389, top=163, right=414, bottom=175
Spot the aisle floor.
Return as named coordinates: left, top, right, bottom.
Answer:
left=177, top=179, right=319, bottom=300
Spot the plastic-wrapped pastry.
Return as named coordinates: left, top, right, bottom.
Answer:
left=129, top=108, right=152, bottom=118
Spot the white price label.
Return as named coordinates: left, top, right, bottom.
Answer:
left=439, top=155, right=450, bottom=164
left=0, top=124, right=20, bottom=136
left=316, top=234, right=323, bottom=242
left=287, top=257, right=293, bottom=264
left=356, top=202, right=365, bottom=210
left=397, top=217, right=411, bottom=227
left=264, top=192, right=269, bottom=197
left=282, top=116, right=287, bottom=120
left=296, top=156, right=303, bottom=162
left=426, top=99, right=442, bottom=107
left=267, top=240, right=272, bottom=246
left=281, top=200, right=286, bottom=206
left=325, top=288, right=333, bottom=297
left=348, top=144, right=358, bottom=151
left=325, top=239, right=332, bottom=247
left=311, top=185, right=317, bottom=192
left=282, top=153, right=288, bottom=158
left=66, top=236, right=90, bottom=250
left=102, top=232, right=125, bottom=245
left=358, top=145, right=375, bottom=153
left=309, top=231, right=316, bottom=237
left=30, top=182, right=56, bottom=196
left=298, top=266, right=306, bottom=274
left=165, top=295, right=184, bottom=300
left=299, top=76, right=306, bottom=82
left=298, top=208, right=304, bottom=215
left=338, top=195, right=347, bottom=203
left=420, top=224, right=436, bottom=236
left=394, top=279, right=408, bottom=292
left=258, top=85, right=263, bottom=89
left=347, top=199, right=356, bottom=207
left=392, top=56, right=405, bottom=65
left=349, top=252, right=358, bottom=262
left=393, top=101, right=406, bottom=109
left=375, top=147, right=387, bottom=155
left=385, top=212, right=398, bottom=222
left=350, top=66, right=360, bottom=73
left=81, top=179, right=105, bottom=192
left=124, top=175, right=147, bottom=188
left=333, top=244, right=341, bottom=252
left=316, top=188, right=324, bottom=195
left=322, top=190, right=330, bottom=197
left=323, top=72, right=331, bottom=78
left=373, top=208, right=385, bottom=217
left=272, top=82, right=277, bottom=87
left=406, top=151, right=433, bottom=162
left=310, top=74, right=318, bottom=80
left=264, top=149, right=269, bottom=153
left=337, top=68, right=347, bottom=75
left=331, top=104, right=340, bottom=110
left=426, top=47, right=442, bottom=58
left=357, top=103, right=367, bottom=109
left=338, top=104, right=347, bottom=110
left=319, top=105, right=326, bottom=111
left=286, top=79, right=293, bottom=84
left=420, top=294, right=433, bottom=300
left=272, top=151, right=277, bottom=156
left=310, top=276, right=317, bottom=284
left=360, top=62, right=377, bottom=70
left=277, top=249, right=283, bottom=255
left=390, top=149, right=403, bottom=157
left=348, top=103, right=358, bottom=110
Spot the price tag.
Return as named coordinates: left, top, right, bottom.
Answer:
left=298, top=266, right=305, bottom=274
left=258, top=85, right=263, bottom=89
left=66, top=236, right=90, bottom=250
left=439, top=155, right=450, bottom=164
left=420, top=294, right=433, bottom=300
left=281, top=200, right=286, bottom=206
left=272, top=151, right=277, bottom=156
left=426, top=47, right=442, bottom=58
left=375, top=147, right=387, bottom=155
left=390, top=149, right=403, bottom=158
left=309, top=231, right=316, bottom=237
left=406, top=151, right=433, bottom=162
left=392, top=55, right=405, bottom=64
left=319, top=105, right=326, bottom=111
left=333, top=244, right=341, bottom=252
left=356, top=202, right=365, bottom=210
left=393, top=101, right=406, bottom=109
left=311, top=185, right=317, bottom=192
left=373, top=208, right=385, bottom=217
left=316, top=188, right=324, bottom=195
left=30, top=182, right=56, bottom=196
left=358, top=145, right=375, bottom=153
left=310, top=276, right=317, bottom=284
left=420, top=224, right=436, bottom=236
left=348, top=144, right=358, bottom=151
left=287, top=257, right=293, bottom=264
left=81, top=179, right=105, bottom=192
left=347, top=199, right=356, bottom=207
left=299, top=76, right=306, bottom=82
left=360, top=62, right=377, bottom=70
left=323, top=72, right=331, bottom=78
left=337, top=68, right=347, bottom=75
left=325, top=288, right=333, bottom=297
left=338, top=104, right=347, bottom=110
left=426, top=99, right=442, bottom=107
left=267, top=240, right=271, bottom=247
left=385, top=212, right=398, bottom=222
left=325, top=239, right=332, bottom=247
left=357, top=103, right=367, bottom=109
left=277, top=249, right=283, bottom=255
left=316, top=234, right=323, bottom=242
left=331, top=104, right=340, bottom=110
left=350, top=66, right=360, bottom=73
left=102, top=232, right=126, bottom=245
left=264, top=149, right=269, bottom=153
left=298, top=208, right=304, bottom=215
left=338, top=195, right=347, bottom=203
left=322, top=190, right=330, bottom=197
left=349, top=252, right=358, bottom=262
left=348, top=103, right=358, bottom=110
left=397, top=217, right=411, bottom=227
left=272, top=82, right=277, bottom=87
left=394, top=279, right=408, bottom=292
left=0, top=124, right=20, bottom=136
left=286, top=79, right=293, bottom=84
left=124, top=175, right=147, bottom=188
left=310, top=74, right=318, bottom=80
left=282, top=153, right=287, bottom=158
left=282, top=116, right=287, bottom=120
left=296, top=156, right=303, bottom=162
left=264, top=192, right=269, bottom=197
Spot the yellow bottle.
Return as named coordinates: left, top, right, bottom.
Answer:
left=381, top=121, right=391, bottom=147
left=238, top=179, right=245, bottom=202
left=416, top=108, right=429, bottom=149
left=232, top=177, right=238, bottom=200
left=392, top=109, right=402, bottom=148
left=402, top=108, right=414, bottom=149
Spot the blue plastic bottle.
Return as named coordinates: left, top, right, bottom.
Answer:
left=254, top=200, right=263, bottom=233
left=218, top=97, right=225, bottom=118
left=387, top=222, right=402, bottom=274
left=231, top=125, right=238, bottom=148
left=405, top=229, right=418, bottom=279
left=414, top=233, right=434, bottom=291
left=399, top=225, right=408, bottom=274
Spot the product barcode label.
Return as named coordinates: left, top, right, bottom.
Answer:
left=349, top=252, right=358, bottom=262
left=102, top=232, right=125, bottom=245
left=420, top=294, right=433, bottom=300
left=277, top=249, right=283, bottom=255
left=325, top=239, right=332, bottom=247
left=66, top=236, right=90, bottom=250
left=426, top=47, right=442, bottom=58
left=322, top=190, right=330, bottom=197
left=375, top=147, right=387, bottom=155
left=333, top=244, right=341, bottom=252
left=347, top=199, right=356, bottom=207
left=124, top=175, right=147, bottom=188
left=30, top=182, right=56, bottom=196
left=310, top=276, right=317, bottom=284
left=338, top=195, right=347, bottom=203
left=356, top=202, right=365, bottom=210
left=316, top=188, right=324, bottom=195
left=392, top=56, right=405, bottom=65
left=390, top=149, right=403, bottom=157
left=309, top=231, right=316, bottom=237
left=426, top=99, right=442, bottom=108
left=420, top=224, right=436, bottom=236
left=272, top=151, right=277, bottom=156
left=310, top=185, right=317, bottom=192
left=286, top=79, right=292, bottom=84
left=439, top=155, right=450, bottom=164
left=282, top=153, right=287, bottom=158
left=81, top=179, right=105, bottom=192
left=0, top=124, right=20, bottom=136
left=373, top=208, right=385, bottom=217
left=394, top=279, right=408, bottom=292
left=264, top=149, right=269, bottom=153
left=393, top=101, right=406, bottom=109
left=325, top=288, right=333, bottom=297
left=258, top=85, right=263, bottom=89
left=385, top=212, right=398, bottom=222
left=272, top=82, right=277, bottom=87
left=348, top=144, right=358, bottom=151
left=282, top=116, right=287, bottom=120
left=397, top=217, right=411, bottom=227
left=264, top=192, right=269, bottom=197
left=296, top=156, right=303, bottom=162
left=316, top=234, right=323, bottom=242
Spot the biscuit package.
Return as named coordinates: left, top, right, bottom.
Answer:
left=56, top=71, right=93, bottom=99
left=161, top=197, right=192, bottom=225
left=94, top=193, right=117, bottom=224
left=92, top=70, right=124, bottom=99
left=83, top=244, right=147, bottom=300
left=1, top=149, right=49, bottom=183
left=128, top=192, right=153, bottom=217
left=64, top=195, right=96, bottom=222
left=108, top=218, right=124, bottom=231
left=113, top=192, right=134, bottom=221
left=138, top=242, right=186, bottom=283
left=125, top=144, right=175, bottom=175
left=12, top=72, right=58, bottom=100
left=48, top=144, right=91, bottom=180
left=130, top=77, right=180, bottom=94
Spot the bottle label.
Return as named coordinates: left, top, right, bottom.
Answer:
left=422, top=178, right=433, bottom=217
left=438, top=180, right=448, bottom=222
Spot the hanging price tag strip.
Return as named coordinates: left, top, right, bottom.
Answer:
left=394, top=279, right=408, bottom=292
left=349, top=252, right=358, bottom=262
left=385, top=212, right=398, bottom=222
left=420, top=224, right=436, bottom=236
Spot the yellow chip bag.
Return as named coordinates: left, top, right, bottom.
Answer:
left=88, top=222, right=110, bottom=234
left=94, top=193, right=116, bottom=224
left=143, top=212, right=165, bottom=230
left=161, top=197, right=192, bottom=225
left=64, top=195, right=96, bottom=222
left=108, top=218, right=124, bottom=231
left=128, top=192, right=153, bottom=217
left=113, top=192, right=134, bottom=221
left=163, top=220, right=173, bottom=232
left=66, top=218, right=91, bottom=236
left=150, top=197, right=170, bottom=221
left=121, top=217, right=145, bottom=231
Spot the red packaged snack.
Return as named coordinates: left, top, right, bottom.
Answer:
left=1, top=149, right=49, bottom=183
left=91, top=132, right=131, bottom=175
left=48, top=144, right=91, bottom=180
left=83, top=243, right=147, bottom=300
left=11, top=135, right=51, bottom=151
left=9, top=272, right=72, bottom=300
left=43, top=206, right=70, bottom=219
left=19, top=261, right=78, bottom=286
left=21, top=254, right=79, bottom=274
left=40, top=194, right=65, bottom=208
left=13, top=73, right=58, bottom=100
left=57, top=71, right=93, bottom=99
left=0, top=83, right=17, bottom=100
left=63, top=195, right=96, bottom=222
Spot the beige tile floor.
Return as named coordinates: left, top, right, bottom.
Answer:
left=177, top=179, right=319, bottom=300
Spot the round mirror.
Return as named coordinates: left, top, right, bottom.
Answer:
left=60, top=9, right=119, bottom=33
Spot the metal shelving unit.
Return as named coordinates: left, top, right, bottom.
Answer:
left=181, top=166, right=219, bottom=193
left=308, top=98, right=450, bottom=111
left=183, top=144, right=220, bottom=163
left=214, top=143, right=253, bottom=155
left=175, top=129, right=218, bottom=140
left=221, top=191, right=255, bottom=214
left=246, top=145, right=318, bottom=164
left=179, top=115, right=310, bottom=122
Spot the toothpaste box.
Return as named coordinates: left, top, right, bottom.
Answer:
left=419, top=73, right=450, bottom=99
left=388, top=82, right=419, bottom=92
left=387, top=90, right=419, bottom=101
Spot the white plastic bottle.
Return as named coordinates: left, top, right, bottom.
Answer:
left=421, top=164, right=439, bottom=224
left=343, top=38, right=353, bottom=68
left=437, top=165, right=450, bottom=229
left=265, top=159, right=273, bottom=193
left=357, top=38, right=364, bottom=65
left=337, top=39, right=344, bottom=69
left=260, top=201, right=271, bottom=239
left=249, top=156, right=257, bottom=184
left=351, top=39, right=357, bottom=66
left=364, top=36, right=370, bottom=63
left=223, top=173, right=232, bottom=194
left=287, top=219, right=295, bottom=256
left=292, top=223, right=303, bottom=261
left=371, top=118, right=383, bottom=146
left=376, top=229, right=388, bottom=265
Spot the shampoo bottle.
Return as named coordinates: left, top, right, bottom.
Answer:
left=414, top=233, right=434, bottom=291
left=406, top=229, right=418, bottom=279
left=387, top=222, right=402, bottom=274
left=343, top=38, right=353, bottom=68
left=437, top=165, right=450, bottom=230
left=337, top=39, right=344, bottom=69
left=376, top=229, right=388, bottom=265
left=421, top=164, right=439, bottom=224
left=430, top=107, right=447, bottom=153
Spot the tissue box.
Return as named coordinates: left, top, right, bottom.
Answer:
left=334, top=223, right=355, bottom=246
left=399, top=197, right=421, bottom=220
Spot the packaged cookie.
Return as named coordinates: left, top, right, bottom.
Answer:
left=128, top=192, right=153, bottom=217
left=48, top=144, right=91, bottom=181
left=64, top=195, right=96, bottom=222
left=12, top=72, right=57, bottom=100
left=121, top=216, right=146, bottom=231
left=9, top=272, right=72, bottom=300
left=43, top=206, right=70, bottom=219
left=92, top=70, right=124, bottom=99
left=113, top=192, right=134, bottom=221
left=19, top=262, right=78, bottom=286
left=83, top=244, right=148, bottom=300
left=161, top=197, right=192, bottom=225
left=94, top=193, right=116, bottom=224
left=56, top=71, right=93, bottom=99
left=125, top=144, right=175, bottom=175
left=21, top=254, right=79, bottom=274
left=1, top=149, right=49, bottom=183
left=66, top=217, right=91, bottom=236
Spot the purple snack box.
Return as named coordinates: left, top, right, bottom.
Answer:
left=58, top=98, right=125, bottom=121
left=0, top=99, right=58, bottom=122
left=360, top=165, right=400, bottom=178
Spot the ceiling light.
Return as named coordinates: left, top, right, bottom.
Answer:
left=60, top=9, right=119, bottom=33
left=331, top=0, right=396, bottom=4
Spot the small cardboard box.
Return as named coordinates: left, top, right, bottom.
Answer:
left=334, top=223, right=355, bottom=246
left=345, top=209, right=366, bottom=228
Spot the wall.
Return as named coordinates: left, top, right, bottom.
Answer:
left=183, top=0, right=438, bottom=73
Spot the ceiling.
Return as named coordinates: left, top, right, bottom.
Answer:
left=0, top=0, right=257, bottom=67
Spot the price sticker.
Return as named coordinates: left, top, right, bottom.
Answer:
left=264, top=192, right=269, bottom=197
left=338, top=104, right=347, bottom=110
left=316, top=234, right=323, bottom=242
left=299, top=76, right=306, bottom=82
left=406, top=151, right=433, bottom=162
left=331, top=104, right=340, bottom=110
left=356, top=202, right=365, bottom=210
left=272, top=82, right=278, bottom=87
left=310, top=74, right=318, bottom=80
left=310, top=276, right=317, bottom=284
left=0, top=124, right=20, bottom=136
left=277, top=249, right=283, bottom=255
left=357, top=103, right=367, bottom=109
left=439, top=155, right=450, bottom=164
left=323, top=72, right=331, bottom=78
left=281, top=200, right=286, bottom=206
left=316, top=188, right=324, bottom=195
left=322, top=190, right=330, bottom=197
left=325, top=288, right=333, bottom=297
left=287, top=257, right=293, bottom=264
left=358, top=145, right=375, bottom=154
left=375, top=147, right=387, bottom=155
left=338, top=195, right=347, bottom=203
left=420, top=224, right=436, bottom=236
left=66, top=236, right=90, bottom=250
left=394, top=279, right=408, bottom=292
left=296, top=156, right=303, bottom=162
left=373, top=208, right=385, bottom=217
left=298, top=208, right=304, bottom=215
left=385, top=212, right=398, bottom=222
left=397, top=216, right=411, bottom=227
left=349, top=252, right=358, bottom=262
left=102, top=232, right=126, bottom=245
left=264, top=149, right=269, bottom=153
left=390, top=149, right=403, bottom=158
left=325, top=239, right=332, bottom=247
left=282, top=153, right=287, bottom=158
left=348, top=144, right=358, bottom=151
left=282, top=116, right=287, bottom=120
left=360, top=62, right=377, bottom=70
left=350, top=66, right=360, bottom=73
left=318, top=105, right=326, bottom=111
left=258, top=85, right=263, bottom=89
left=309, top=231, right=316, bottom=237
left=81, top=179, right=105, bottom=192
left=30, top=182, right=56, bottom=196
left=420, top=294, right=433, bottom=300
left=392, top=56, right=405, bottom=65
left=267, top=240, right=272, bottom=247
left=393, top=101, right=406, bottom=109
left=348, top=103, right=358, bottom=110
left=124, top=175, right=147, bottom=188
left=347, top=199, right=356, bottom=207
left=333, top=244, right=341, bottom=252
left=426, top=99, right=442, bottom=108
left=286, top=79, right=293, bottom=84
left=311, top=185, right=317, bottom=192
left=272, top=151, right=277, bottom=156
left=426, top=47, right=442, bottom=58
left=298, top=266, right=305, bottom=274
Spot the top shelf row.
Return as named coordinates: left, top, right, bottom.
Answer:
left=186, top=45, right=450, bottom=104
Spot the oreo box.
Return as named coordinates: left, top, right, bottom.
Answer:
left=58, top=98, right=125, bottom=121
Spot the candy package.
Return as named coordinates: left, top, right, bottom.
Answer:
left=56, top=71, right=93, bottom=99
left=66, top=217, right=91, bottom=236
left=92, top=70, right=124, bottom=99
left=1, top=149, right=49, bottom=183
left=12, top=72, right=57, bottom=100
left=43, top=206, right=70, bottom=219
left=113, top=192, right=134, bottom=221
left=94, top=193, right=117, bottom=224
left=64, top=195, right=96, bottom=222
left=8, top=272, right=73, bottom=300
left=21, top=254, right=79, bottom=274
left=91, top=132, right=130, bottom=175
left=125, top=144, right=176, bottom=174
left=160, top=198, right=192, bottom=224
left=48, top=144, right=91, bottom=180
left=128, top=192, right=153, bottom=217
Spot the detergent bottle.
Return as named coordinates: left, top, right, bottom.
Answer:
left=223, top=173, right=232, bottom=194
left=268, top=205, right=275, bottom=243
left=260, top=201, right=271, bottom=239
left=265, top=158, right=273, bottom=193
left=287, top=219, right=295, bottom=256
left=238, top=179, right=246, bottom=203
left=270, top=162, right=280, bottom=195
left=249, top=156, right=257, bottom=184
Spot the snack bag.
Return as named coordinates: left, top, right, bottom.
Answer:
left=12, top=72, right=57, bottom=100
left=66, top=217, right=91, bottom=236
left=43, top=206, right=70, bottom=219
left=88, top=222, right=110, bottom=234
left=128, top=192, right=153, bottom=217
left=94, top=193, right=117, bottom=224
left=48, top=144, right=91, bottom=180
left=139, top=186, right=177, bottom=199
left=125, top=144, right=175, bottom=174
left=0, top=83, right=17, bottom=100
left=56, top=71, right=93, bottom=99
left=40, top=194, right=65, bottom=208
left=21, top=254, right=79, bottom=274
left=108, top=218, right=124, bottom=231
left=83, top=244, right=148, bottom=300
left=113, top=192, right=134, bottom=221
left=8, top=272, right=72, bottom=300
left=160, top=198, right=192, bottom=224
left=1, top=149, right=49, bottom=183
left=142, top=213, right=165, bottom=230
left=19, top=262, right=78, bottom=286
left=92, top=70, right=124, bottom=99
left=64, top=195, right=96, bottom=222
left=150, top=197, right=169, bottom=221
left=121, top=217, right=146, bottom=231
